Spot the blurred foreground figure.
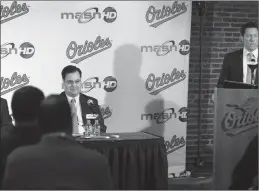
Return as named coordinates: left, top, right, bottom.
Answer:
left=1, top=86, right=44, bottom=187
left=229, top=134, right=258, bottom=190
left=0, top=98, right=13, bottom=129
left=2, top=95, right=112, bottom=190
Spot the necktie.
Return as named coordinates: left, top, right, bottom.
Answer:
left=246, top=52, right=258, bottom=85
left=70, top=99, right=79, bottom=134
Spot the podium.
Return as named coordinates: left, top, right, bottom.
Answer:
left=213, top=82, right=258, bottom=189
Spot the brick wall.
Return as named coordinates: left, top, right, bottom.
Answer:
left=186, top=1, right=258, bottom=170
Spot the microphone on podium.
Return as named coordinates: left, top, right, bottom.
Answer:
left=247, top=56, right=258, bottom=85
left=248, top=64, right=257, bottom=73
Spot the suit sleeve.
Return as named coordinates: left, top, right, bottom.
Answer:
left=229, top=135, right=258, bottom=189
left=1, top=99, right=13, bottom=129
left=217, top=54, right=230, bottom=88
left=94, top=100, right=107, bottom=133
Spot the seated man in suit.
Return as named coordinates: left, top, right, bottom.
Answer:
left=1, top=86, right=44, bottom=186
left=2, top=95, right=112, bottom=190
left=61, top=65, right=107, bottom=135
left=217, top=21, right=258, bottom=87
left=0, top=98, right=13, bottom=129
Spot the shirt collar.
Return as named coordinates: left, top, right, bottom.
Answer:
left=65, top=94, right=80, bottom=104
left=243, top=47, right=258, bottom=59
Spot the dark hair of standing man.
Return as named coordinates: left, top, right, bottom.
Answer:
left=61, top=65, right=82, bottom=80
left=38, top=95, right=72, bottom=134
left=11, top=86, right=45, bottom=123
left=240, top=21, right=258, bottom=36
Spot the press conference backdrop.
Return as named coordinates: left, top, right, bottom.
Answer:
left=1, top=1, right=192, bottom=174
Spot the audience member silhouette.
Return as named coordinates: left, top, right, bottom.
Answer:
left=2, top=94, right=112, bottom=190
left=1, top=86, right=44, bottom=187
left=229, top=134, right=258, bottom=190
left=0, top=97, right=13, bottom=129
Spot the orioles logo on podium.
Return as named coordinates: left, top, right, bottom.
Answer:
left=222, top=97, right=258, bottom=136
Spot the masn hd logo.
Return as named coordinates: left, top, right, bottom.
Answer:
left=141, top=39, right=190, bottom=56
left=141, top=107, right=188, bottom=124
left=61, top=7, right=117, bottom=23
left=1, top=42, right=35, bottom=59
left=81, top=76, right=117, bottom=93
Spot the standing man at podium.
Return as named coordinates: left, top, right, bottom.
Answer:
left=217, top=21, right=258, bottom=87
left=60, top=65, right=107, bottom=135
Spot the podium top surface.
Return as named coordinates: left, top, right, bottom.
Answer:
left=220, top=80, right=258, bottom=89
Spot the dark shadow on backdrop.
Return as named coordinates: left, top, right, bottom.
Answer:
left=141, top=99, right=165, bottom=137
left=104, top=44, right=164, bottom=135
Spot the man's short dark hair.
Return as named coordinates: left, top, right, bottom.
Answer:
left=38, top=94, right=72, bottom=134
left=61, top=65, right=82, bottom=80
left=11, top=86, right=45, bottom=122
left=240, top=21, right=258, bottom=36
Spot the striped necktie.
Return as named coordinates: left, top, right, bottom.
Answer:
left=70, top=98, right=79, bottom=134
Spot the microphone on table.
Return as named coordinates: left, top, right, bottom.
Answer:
left=87, top=99, right=98, bottom=116
left=86, top=99, right=99, bottom=123
left=87, top=99, right=95, bottom=108
left=86, top=99, right=101, bottom=135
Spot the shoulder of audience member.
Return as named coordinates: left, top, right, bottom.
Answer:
left=6, top=144, right=38, bottom=163
left=1, top=126, right=15, bottom=141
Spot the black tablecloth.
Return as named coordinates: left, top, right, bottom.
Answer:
left=76, top=132, right=168, bottom=190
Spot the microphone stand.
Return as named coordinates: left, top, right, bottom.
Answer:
left=88, top=103, right=97, bottom=115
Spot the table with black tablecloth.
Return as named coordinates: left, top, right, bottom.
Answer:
left=76, top=132, right=168, bottom=190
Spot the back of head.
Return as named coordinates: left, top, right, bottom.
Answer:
left=11, top=86, right=45, bottom=123
left=38, top=94, right=72, bottom=134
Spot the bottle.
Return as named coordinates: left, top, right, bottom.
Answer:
left=94, top=119, right=101, bottom=136
left=85, top=120, right=92, bottom=137
left=91, top=120, right=96, bottom=137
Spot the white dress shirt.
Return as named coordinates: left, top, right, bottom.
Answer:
left=243, top=47, right=258, bottom=83
left=66, top=94, right=85, bottom=134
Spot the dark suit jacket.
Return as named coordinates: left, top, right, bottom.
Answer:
left=229, top=134, right=258, bottom=190
left=2, top=134, right=112, bottom=190
left=0, top=98, right=13, bottom=129
left=217, top=49, right=258, bottom=87
left=0, top=124, right=41, bottom=187
left=60, top=92, right=107, bottom=133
